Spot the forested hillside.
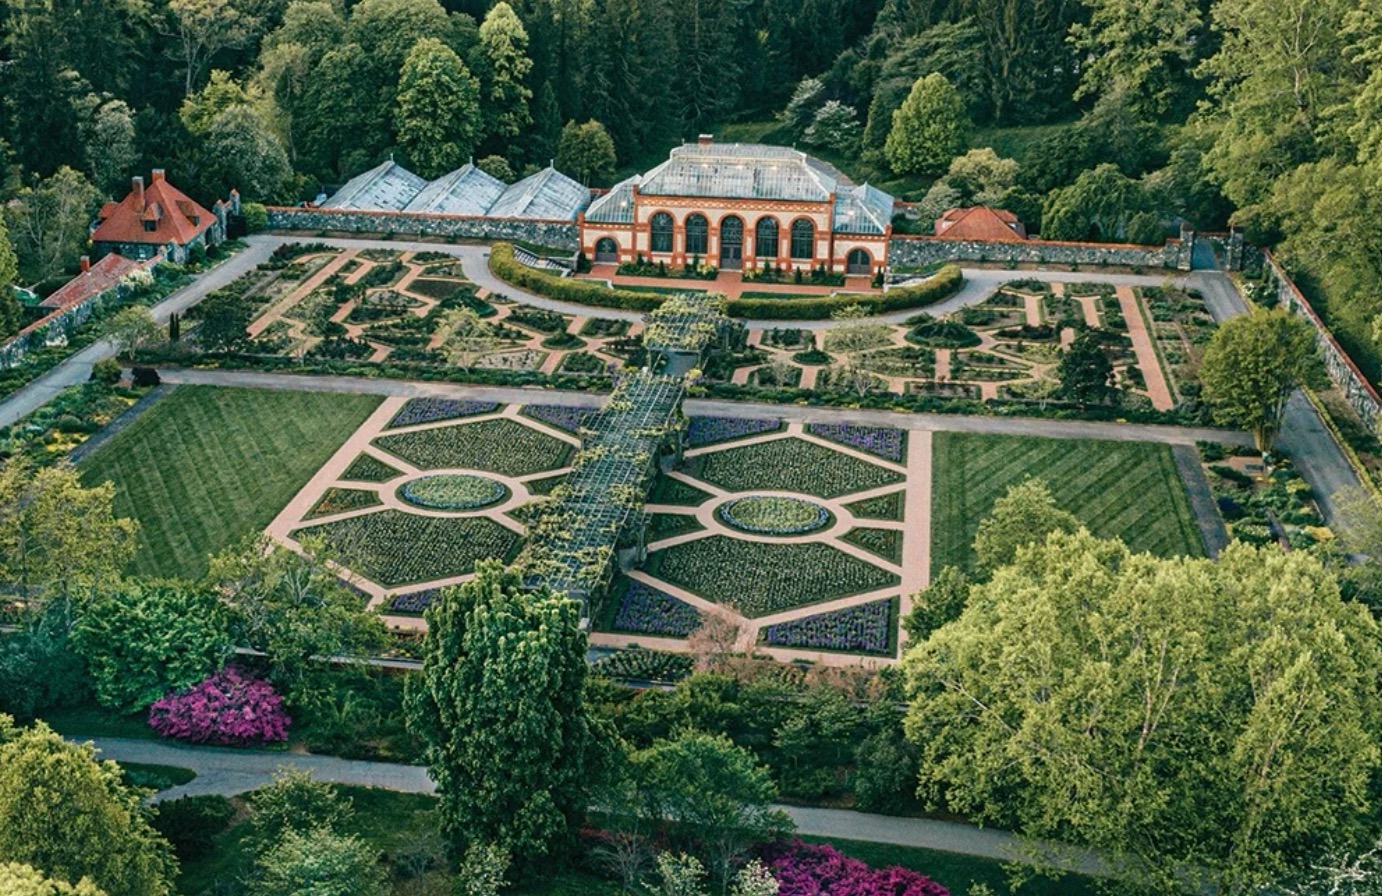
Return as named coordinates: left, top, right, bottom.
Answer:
left=2, top=0, right=1381, bottom=375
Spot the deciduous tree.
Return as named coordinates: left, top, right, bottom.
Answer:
left=165, top=0, right=262, bottom=97
left=1199, top=306, right=1322, bottom=451
left=630, top=732, right=792, bottom=887
left=405, top=562, right=605, bottom=868
left=905, top=533, right=1382, bottom=892
left=555, top=120, right=616, bottom=186
left=103, top=307, right=164, bottom=357
left=394, top=38, right=483, bottom=179
left=0, top=862, right=109, bottom=896
left=206, top=535, right=387, bottom=687
left=884, top=74, right=969, bottom=177
left=248, top=828, right=387, bottom=896
left=971, top=478, right=1079, bottom=575
left=1040, top=162, right=1146, bottom=241
left=0, top=717, right=178, bottom=896
left=803, top=101, right=862, bottom=156
left=71, top=582, right=233, bottom=713
left=0, top=210, right=17, bottom=292
left=5, top=166, right=100, bottom=285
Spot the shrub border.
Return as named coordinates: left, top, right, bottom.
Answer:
left=488, top=243, right=964, bottom=320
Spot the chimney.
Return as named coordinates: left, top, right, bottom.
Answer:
left=151, top=168, right=166, bottom=184
left=132, top=176, right=145, bottom=212
left=698, top=133, right=713, bottom=147
left=79, top=256, right=90, bottom=273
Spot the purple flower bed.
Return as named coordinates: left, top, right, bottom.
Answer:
left=148, top=667, right=290, bottom=746
left=610, top=580, right=702, bottom=637
left=762, top=840, right=950, bottom=896
left=389, top=589, right=439, bottom=614
left=523, top=404, right=592, bottom=434
left=806, top=423, right=907, bottom=463
left=387, top=398, right=499, bottom=429
left=686, top=416, right=781, bottom=447
left=761, top=598, right=894, bottom=655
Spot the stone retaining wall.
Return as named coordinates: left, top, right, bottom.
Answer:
left=1264, top=250, right=1382, bottom=428
left=888, top=233, right=1188, bottom=270
left=265, top=206, right=579, bottom=251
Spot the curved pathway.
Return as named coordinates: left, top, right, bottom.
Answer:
left=75, top=736, right=1114, bottom=878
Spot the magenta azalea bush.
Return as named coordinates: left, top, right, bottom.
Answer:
left=148, top=666, right=291, bottom=746
left=762, top=841, right=950, bottom=896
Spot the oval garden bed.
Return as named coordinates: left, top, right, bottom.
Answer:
left=398, top=473, right=508, bottom=511
left=717, top=495, right=832, bottom=536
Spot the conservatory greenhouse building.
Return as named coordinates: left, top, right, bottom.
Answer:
left=579, top=137, right=895, bottom=275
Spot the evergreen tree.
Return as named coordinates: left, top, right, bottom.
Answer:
left=0, top=209, right=17, bottom=292
left=394, top=38, right=483, bottom=178
left=1056, top=329, right=1117, bottom=404
left=884, top=73, right=969, bottom=177
left=405, top=562, right=605, bottom=869
left=477, top=3, right=534, bottom=146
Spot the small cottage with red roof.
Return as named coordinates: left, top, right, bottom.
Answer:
left=91, top=170, right=228, bottom=263
left=934, top=206, right=1027, bottom=242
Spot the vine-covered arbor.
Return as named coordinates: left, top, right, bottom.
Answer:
left=520, top=294, right=725, bottom=607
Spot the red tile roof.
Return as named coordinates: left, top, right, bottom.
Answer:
left=934, top=206, right=1027, bottom=242
left=92, top=170, right=216, bottom=248
left=40, top=254, right=143, bottom=310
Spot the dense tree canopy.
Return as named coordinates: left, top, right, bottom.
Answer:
left=405, top=562, right=606, bottom=869
left=0, top=717, right=178, bottom=896
left=1199, top=306, right=1323, bottom=451
left=905, top=532, right=1382, bottom=893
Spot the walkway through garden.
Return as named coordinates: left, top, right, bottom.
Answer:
left=74, top=736, right=1116, bottom=878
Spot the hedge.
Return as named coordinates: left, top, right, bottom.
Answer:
left=489, top=243, right=662, bottom=311
left=488, top=242, right=965, bottom=320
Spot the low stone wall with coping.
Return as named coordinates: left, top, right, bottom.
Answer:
left=265, top=206, right=580, bottom=251
left=887, top=233, right=1189, bottom=270
left=1264, top=250, right=1382, bottom=428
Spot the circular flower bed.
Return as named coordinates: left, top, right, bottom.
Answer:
left=718, top=495, right=831, bottom=536
left=398, top=474, right=507, bottom=511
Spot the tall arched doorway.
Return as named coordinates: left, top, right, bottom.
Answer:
left=846, top=248, right=872, bottom=275
left=719, top=216, right=744, bottom=270
left=594, top=238, right=618, bottom=263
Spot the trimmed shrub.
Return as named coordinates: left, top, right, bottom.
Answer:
left=489, top=243, right=964, bottom=320
left=148, top=666, right=291, bottom=745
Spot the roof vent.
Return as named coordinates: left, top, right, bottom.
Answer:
left=698, top=134, right=713, bottom=146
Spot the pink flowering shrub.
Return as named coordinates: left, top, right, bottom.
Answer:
left=762, top=840, right=951, bottom=896
left=148, top=666, right=291, bottom=745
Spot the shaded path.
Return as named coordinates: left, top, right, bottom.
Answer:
left=1172, top=443, right=1230, bottom=557
left=76, top=737, right=1114, bottom=877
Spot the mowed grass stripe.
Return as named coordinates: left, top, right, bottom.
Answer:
left=80, top=386, right=382, bottom=579
left=931, top=431, right=1203, bottom=572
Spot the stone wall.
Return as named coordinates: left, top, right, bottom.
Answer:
left=888, top=234, right=1184, bottom=270
left=265, top=206, right=580, bottom=251
left=1264, top=251, right=1382, bottom=428
left=0, top=265, right=154, bottom=370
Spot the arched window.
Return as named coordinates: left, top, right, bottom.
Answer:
left=685, top=214, right=709, bottom=256
left=790, top=219, right=814, bottom=260
left=650, top=212, right=674, bottom=253
left=595, top=238, right=619, bottom=263
left=755, top=218, right=779, bottom=259
left=846, top=248, right=871, bottom=274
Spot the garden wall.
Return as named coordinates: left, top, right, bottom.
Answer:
left=1264, top=250, right=1382, bottom=428
left=0, top=262, right=158, bottom=371
left=264, top=206, right=580, bottom=251
left=888, top=232, right=1190, bottom=270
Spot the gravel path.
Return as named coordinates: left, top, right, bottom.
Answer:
left=75, top=736, right=1114, bottom=877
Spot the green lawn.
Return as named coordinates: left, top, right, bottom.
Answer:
left=79, top=386, right=382, bottom=579
left=931, top=432, right=1203, bottom=572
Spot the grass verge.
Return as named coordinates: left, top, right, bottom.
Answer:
left=931, top=431, right=1203, bottom=571
left=79, top=386, right=382, bottom=579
